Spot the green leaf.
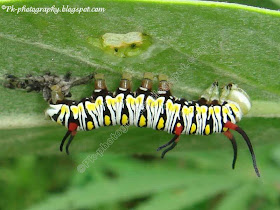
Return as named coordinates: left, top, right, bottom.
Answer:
left=216, top=183, right=256, bottom=210
left=203, top=0, right=280, bottom=10
left=27, top=154, right=240, bottom=210
left=0, top=0, right=280, bottom=155
left=1, top=1, right=280, bottom=210
left=135, top=180, right=237, bottom=210
left=1, top=0, right=280, bottom=128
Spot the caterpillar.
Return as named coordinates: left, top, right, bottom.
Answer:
left=4, top=72, right=260, bottom=177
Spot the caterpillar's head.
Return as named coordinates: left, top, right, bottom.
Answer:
left=221, top=84, right=251, bottom=115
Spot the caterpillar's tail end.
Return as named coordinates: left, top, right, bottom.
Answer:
left=224, top=121, right=260, bottom=177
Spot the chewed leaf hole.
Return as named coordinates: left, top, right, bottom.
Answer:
left=88, top=32, right=152, bottom=57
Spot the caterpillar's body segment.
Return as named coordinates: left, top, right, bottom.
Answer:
left=47, top=92, right=239, bottom=135
left=4, top=72, right=260, bottom=177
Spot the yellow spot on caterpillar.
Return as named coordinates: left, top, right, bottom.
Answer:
left=61, top=105, right=66, bottom=114
left=147, top=98, right=155, bottom=108
left=96, top=98, right=103, bottom=106
left=131, top=98, right=136, bottom=106
left=229, top=103, right=239, bottom=113
left=151, top=101, right=156, bottom=108
left=71, top=106, right=79, bottom=115
left=171, top=104, right=176, bottom=112
left=177, top=123, right=181, bottom=127
left=223, top=127, right=228, bottom=132
left=126, top=97, right=132, bottom=104
left=166, top=102, right=175, bottom=112
left=121, top=114, right=128, bottom=125
left=86, top=103, right=96, bottom=111
left=222, top=107, right=229, bottom=114
left=136, top=95, right=143, bottom=105
left=155, top=100, right=159, bottom=107
left=107, top=98, right=116, bottom=107
left=166, top=101, right=173, bottom=110
left=209, top=107, right=214, bottom=115
left=146, top=98, right=152, bottom=106
left=127, top=97, right=135, bottom=106
left=201, top=106, right=207, bottom=114
left=189, top=106, right=194, bottom=113
left=116, top=95, right=123, bottom=103
left=174, top=104, right=180, bottom=112
left=190, top=123, right=196, bottom=134
left=112, top=98, right=117, bottom=106
left=214, top=107, right=220, bottom=114
left=157, top=98, right=163, bottom=106
left=139, top=115, right=146, bottom=127
left=205, top=124, right=210, bottom=135
left=183, top=107, right=190, bottom=115
left=106, top=98, right=112, bottom=106
left=157, top=117, right=164, bottom=130
left=87, top=121, right=94, bottom=130
left=104, top=115, right=111, bottom=126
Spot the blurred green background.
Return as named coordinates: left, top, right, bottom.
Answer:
left=0, top=0, right=280, bottom=209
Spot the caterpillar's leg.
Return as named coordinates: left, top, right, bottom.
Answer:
left=60, top=122, right=78, bottom=155
left=223, top=130, right=238, bottom=169
left=157, top=123, right=183, bottom=158
left=224, top=121, right=260, bottom=177
left=199, top=81, right=218, bottom=105
left=157, top=74, right=172, bottom=98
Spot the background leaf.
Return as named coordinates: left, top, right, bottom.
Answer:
left=0, top=0, right=280, bottom=210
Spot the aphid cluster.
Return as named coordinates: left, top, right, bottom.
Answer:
left=4, top=72, right=260, bottom=177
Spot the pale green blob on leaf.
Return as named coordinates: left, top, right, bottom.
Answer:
left=88, top=32, right=152, bottom=57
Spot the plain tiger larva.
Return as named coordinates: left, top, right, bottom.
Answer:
left=4, top=72, right=260, bottom=177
